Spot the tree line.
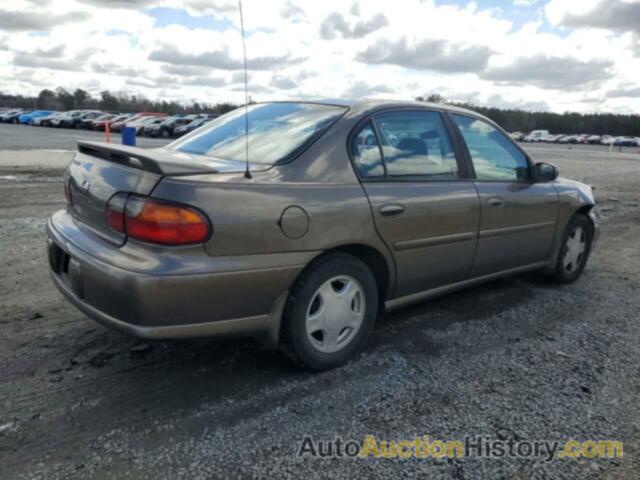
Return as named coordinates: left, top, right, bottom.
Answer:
left=0, top=88, right=238, bottom=116
left=1, top=88, right=638, bottom=136
left=417, top=94, right=640, bottom=136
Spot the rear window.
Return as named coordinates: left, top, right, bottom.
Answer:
left=169, top=102, right=347, bottom=165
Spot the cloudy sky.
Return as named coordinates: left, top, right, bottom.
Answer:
left=0, top=0, right=639, bottom=113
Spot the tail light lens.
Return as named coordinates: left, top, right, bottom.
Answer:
left=106, top=193, right=127, bottom=233
left=106, top=195, right=211, bottom=245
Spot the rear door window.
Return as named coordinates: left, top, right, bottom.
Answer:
left=373, top=111, right=458, bottom=179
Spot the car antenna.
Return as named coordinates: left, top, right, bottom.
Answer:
left=238, top=0, right=252, bottom=179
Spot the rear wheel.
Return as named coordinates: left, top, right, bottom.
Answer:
left=551, top=214, right=593, bottom=283
left=280, top=253, right=378, bottom=370
left=161, top=129, right=170, bottom=138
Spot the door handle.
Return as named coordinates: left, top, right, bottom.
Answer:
left=379, top=204, right=406, bottom=217
left=487, top=197, right=505, bottom=208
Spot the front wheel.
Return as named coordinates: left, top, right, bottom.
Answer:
left=551, top=214, right=593, bottom=283
left=280, top=253, right=378, bottom=370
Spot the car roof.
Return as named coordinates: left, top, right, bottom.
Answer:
left=263, top=99, right=485, bottom=119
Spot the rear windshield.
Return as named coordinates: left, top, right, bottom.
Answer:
left=169, top=102, right=347, bottom=165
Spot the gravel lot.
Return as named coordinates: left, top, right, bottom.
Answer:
left=0, top=122, right=170, bottom=150
left=1, top=125, right=639, bottom=479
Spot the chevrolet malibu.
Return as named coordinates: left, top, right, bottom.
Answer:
left=47, top=101, right=599, bottom=370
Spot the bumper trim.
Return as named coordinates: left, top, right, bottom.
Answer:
left=50, top=265, right=287, bottom=347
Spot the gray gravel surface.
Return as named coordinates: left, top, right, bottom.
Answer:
left=0, top=123, right=170, bottom=150
left=1, top=142, right=639, bottom=479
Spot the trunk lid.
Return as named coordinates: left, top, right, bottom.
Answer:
left=67, top=141, right=253, bottom=245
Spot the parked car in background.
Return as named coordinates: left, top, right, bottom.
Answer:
left=50, top=110, right=83, bottom=128
left=91, top=113, right=132, bottom=131
left=110, top=112, right=167, bottom=132
left=126, top=116, right=166, bottom=135
left=601, top=135, right=615, bottom=146
left=144, top=115, right=198, bottom=138
left=19, top=110, right=56, bottom=125
left=47, top=100, right=599, bottom=370
left=559, top=135, right=580, bottom=144
left=587, top=135, right=602, bottom=144
left=61, top=110, right=103, bottom=129
left=524, top=130, right=549, bottom=142
left=173, top=116, right=214, bottom=137
left=32, top=112, right=61, bottom=127
left=2, top=110, right=31, bottom=123
left=44, top=112, right=71, bottom=127
left=0, top=109, right=20, bottom=122
left=613, top=137, right=637, bottom=147
left=81, top=113, right=114, bottom=129
left=510, top=131, right=525, bottom=141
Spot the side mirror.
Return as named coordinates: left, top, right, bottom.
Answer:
left=534, top=162, right=558, bottom=182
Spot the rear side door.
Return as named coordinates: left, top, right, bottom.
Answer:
left=449, top=114, right=558, bottom=277
left=351, top=109, right=480, bottom=299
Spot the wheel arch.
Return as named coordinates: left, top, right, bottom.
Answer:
left=326, top=244, right=392, bottom=304
left=575, top=204, right=595, bottom=224
left=542, top=203, right=597, bottom=275
left=265, top=243, right=395, bottom=350
left=293, top=243, right=394, bottom=307
left=276, top=243, right=392, bottom=368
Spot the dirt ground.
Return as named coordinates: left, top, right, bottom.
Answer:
left=1, top=138, right=639, bottom=479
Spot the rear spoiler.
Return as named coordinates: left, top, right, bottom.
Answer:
left=76, top=141, right=219, bottom=176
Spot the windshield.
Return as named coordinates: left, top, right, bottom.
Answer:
left=169, top=102, right=347, bottom=165
left=129, top=117, right=154, bottom=125
left=161, top=117, right=177, bottom=125
left=189, top=119, right=207, bottom=127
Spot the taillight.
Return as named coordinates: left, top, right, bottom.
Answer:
left=106, top=194, right=211, bottom=245
left=106, top=193, right=127, bottom=233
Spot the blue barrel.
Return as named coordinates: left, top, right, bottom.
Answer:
left=122, top=127, right=136, bottom=146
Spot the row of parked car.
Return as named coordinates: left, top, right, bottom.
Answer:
left=0, top=108, right=219, bottom=138
left=511, top=130, right=640, bottom=147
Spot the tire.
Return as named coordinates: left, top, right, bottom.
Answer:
left=550, top=214, right=593, bottom=283
left=161, top=129, right=170, bottom=138
left=280, top=253, right=378, bottom=370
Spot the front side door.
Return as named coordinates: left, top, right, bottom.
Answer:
left=351, top=110, right=480, bottom=298
left=450, top=114, right=558, bottom=277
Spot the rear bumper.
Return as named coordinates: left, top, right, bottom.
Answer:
left=47, top=210, right=313, bottom=347
left=49, top=269, right=286, bottom=343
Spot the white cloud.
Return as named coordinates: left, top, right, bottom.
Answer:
left=546, top=0, right=640, bottom=33
left=0, top=0, right=637, bottom=112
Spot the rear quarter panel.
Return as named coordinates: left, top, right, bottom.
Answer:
left=151, top=114, right=396, bottom=292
